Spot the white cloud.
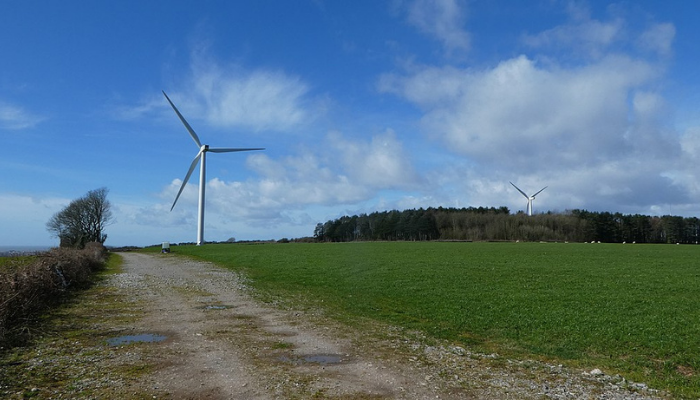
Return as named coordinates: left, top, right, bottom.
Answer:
left=637, top=22, right=675, bottom=57
left=521, top=4, right=676, bottom=63
left=681, top=127, right=700, bottom=160
left=326, top=129, right=420, bottom=189
left=113, top=96, right=163, bottom=120
left=190, top=66, right=310, bottom=132
left=522, top=8, right=623, bottom=58
left=244, top=130, right=419, bottom=208
left=405, top=0, right=470, bottom=56
left=245, top=152, right=370, bottom=209
left=628, top=91, right=679, bottom=158
left=0, top=101, right=43, bottom=130
left=174, top=45, right=313, bottom=132
left=380, top=54, right=663, bottom=171
left=122, top=49, right=316, bottom=133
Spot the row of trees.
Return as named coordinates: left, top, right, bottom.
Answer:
left=40, top=187, right=699, bottom=247
left=46, top=188, right=113, bottom=248
left=314, top=207, right=700, bottom=244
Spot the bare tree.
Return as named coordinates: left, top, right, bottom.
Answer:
left=47, top=187, right=113, bottom=248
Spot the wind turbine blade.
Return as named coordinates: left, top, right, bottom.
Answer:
left=532, top=186, right=548, bottom=198
left=510, top=182, right=529, bottom=199
left=162, top=91, right=202, bottom=148
left=208, top=147, right=265, bottom=153
left=171, top=152, right=202, bottom=211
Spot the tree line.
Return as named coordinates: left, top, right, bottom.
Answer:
left=314, top=207, right=700, bottom=244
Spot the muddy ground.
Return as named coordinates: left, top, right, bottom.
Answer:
left=0, top=252, right=667, bottom=399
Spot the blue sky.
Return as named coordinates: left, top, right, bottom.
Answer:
left=2, top=0, right=700, bottom=247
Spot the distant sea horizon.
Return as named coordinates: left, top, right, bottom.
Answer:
left=0, top=245, right=54, bottom=255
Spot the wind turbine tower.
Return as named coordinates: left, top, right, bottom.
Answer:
left=510, top=182, right=547, bottom=216
left=163, top=91, right=264, bottom=245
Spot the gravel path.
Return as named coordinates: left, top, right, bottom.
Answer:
left=112, top=252, right=667, bottom=399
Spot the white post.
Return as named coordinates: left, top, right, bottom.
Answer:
left=197, top=150, right=206, bottom=245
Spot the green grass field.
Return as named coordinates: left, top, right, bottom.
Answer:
left=0, top=255, right=36, bottom=270
left=157, top=241, right=700, bottom=397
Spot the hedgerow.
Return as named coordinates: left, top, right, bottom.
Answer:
left=0, top=242, right=108, bottom=347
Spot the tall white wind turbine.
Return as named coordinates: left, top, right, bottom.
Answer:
left=163, top=91, right=264, bottom=245
left=510, top=182, right=547, bottom=216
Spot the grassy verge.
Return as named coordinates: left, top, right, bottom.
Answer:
left=158, top=241, right=700, bottom=398
left=0, top=256, right=37, bottom=270
left=0, top=253, right=157, bottom=399
left=0, top=244, right=109, bottom=347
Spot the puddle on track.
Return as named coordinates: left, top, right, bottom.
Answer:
left=277, top=354, right=344, bottom=366
left=106, top=333, right=167, bottom=346
left=198, top=304, right=232, bottom=310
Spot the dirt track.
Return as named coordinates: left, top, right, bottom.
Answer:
left=116, top=252, right=454, bottom=399
left=104, top=252, right=664, bottom=399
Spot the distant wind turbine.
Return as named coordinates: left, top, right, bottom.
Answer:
left=163, top=91, right=264, bottom=246
left=510, top=182, right=547, bottom=216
